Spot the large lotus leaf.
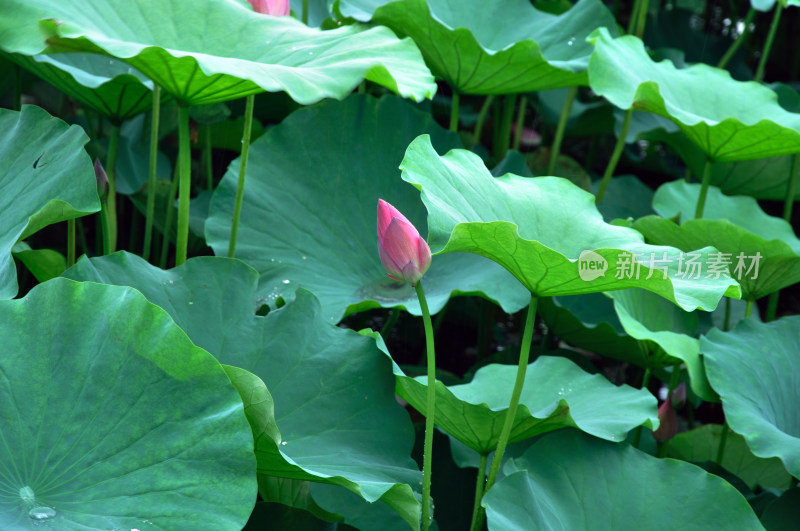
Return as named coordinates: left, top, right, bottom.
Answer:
left=0, top=278, right=256, bottom=530
left=337, top=0, right=618, bottom=94
left=483, top=429, right=763, bottom=530
left=391, top=354, right=657, bottom=454
left=538, top=294, right=637, bottom=360
left=588, top=28, right=800, bottom=162
left=0, top=105, right=99, bottom=299
left=709, top=155, right=800, bottom=201
left=667, top=424, right=793, bottom=490
left=760, top=488, right=800, bottom=531
left=63, top=252, right=423, bottom=528
left=633, top=181, right=800, bottom=300
left=7, top=53, right=161, bottom=121
left=205, top=95, right=529, bottom=323
left=702, top=317, right=800, bottom=478
left=609, top=289, right=716, bottom=401
left=400, top=135, right=740, bottom=312
left=0, top=0, right=435, bottom=105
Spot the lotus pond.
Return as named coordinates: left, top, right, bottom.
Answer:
left=1, top=0, right=799, bottom=529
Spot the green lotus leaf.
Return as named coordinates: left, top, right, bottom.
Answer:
left=205, top=95, right=529, bottom=323
left=484, top=429, right=763, bottom=530
left=63, top=252, right=423, bottom=528
left=390, top=352, right=658, bottom=454
left=667, top=424, right=793, bottom=490
left=760, top=488, right=800, bottom=531
left=709, top=155, right=800, bottom=201
left=7, top=53, right=162, bottom=121
left=702, top=317, right=800, bottom=478
left=338, top=0, right=618, bottom=94
left=588, top=27, right=800, bottom=162
left=0, top=105, right=99, bottom=299
left=11, top=242, right=66, bottom=283
left=0, top=278, right=256, bottom=529
left=0, top=0, right=435, bottom=105
left=633, top=181, right=800, bottom=300
left=400, top=134, right=740, bottom=311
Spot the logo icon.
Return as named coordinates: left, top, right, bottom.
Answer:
left=578, top=250, right=608, bottom=281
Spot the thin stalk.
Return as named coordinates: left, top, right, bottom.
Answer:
left=175, top=105, right=192, bottom=266
left=667, top=363, right=681, bottom=393
left=512, top=96, right=527, bottom=151
left=76, top=218, right=89, bottom=257
left=106, top=123, right=121, bottom=252
left=548, top=86, right=578, bottom=176
left=469, top=453, right=489, bottom=531
left=495, top=94, right=517, bottom=161
left=449, top=91, right=460, bottom=133
left=484, top=297, right=538, bottom=494
left=143, top=84, right=161, bottom=262
left=633, top=0, right=649, bottom=38
left=67, top=219, right=76, bottom=267
left=745, top=298, right=754, bottom=319
left=755, top=4, right=783, bottom=82
left=380, top=308, right=401, bottom=339
left=204, top=125, right=213, bottom=190
left=473, top=95, right=495, bottom=147
left=767, top=154, right=800, bottom=321
left=596, top=108, right=633, bottom=202
left=632, top=367, right=651, bottom=448
left=159, top=163, right=181, bottom=269
left=228, top=94, right=255, bottom=258
left=358, top=81, right=366, bottom=94
left=694, top=158, right=713, bottom=219
left=99, top=202, right=112, bottom=256
left=716, top=422, right=730, bottom=465
left=14, top=64, right=21, bottom=111
left=302, top=0, right=309, bottom=24
left=723, top=297, right=732, bottom=331
left=627, top=0, right=642, bottom=34
left=717, top=8, right=756, bottom=69
left=415, top=281, right=437, bottom=531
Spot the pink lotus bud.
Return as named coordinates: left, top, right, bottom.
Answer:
left=653, top=396, right=678, bottom=442
left=377, top=199, right=431, bottom=285
left=246, top=0, right=290, bottom=15
left=94, top=159, right=108, bottom=201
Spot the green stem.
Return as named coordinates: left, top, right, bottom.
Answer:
left=100, top=201, right=112, bottom=256
left=667, top=363, right=681, bottom=393
left=767, top=154, right=800, bottom=321
left=106, top=123, right=121, bottom=252
left=380, top=308, right=401, bottom=339
left=67, top=219, right=76, bottom=267
left=716, top=422, right=729, bottom=465
left=548, top=87, right=578, bottom=176
left=228, top=94, right=255, bottom=258
left=159, top=162, right=181, bottom=269
left=204, top=125, right=213, bottom=190
left=302, top=0, right=308, bottom=24
left=415, top=281, right=436, bottom=531
left=450, top=91, right=460, bottom=133
left=495, top=94, right=517, bottom=161
left=469, top=453, right=489, bottom=531
left=484, top=296, right=538, bottom=496
left=744, top=298, right=754, bottom=319
left=723, top=297, right=732, bottom=331
left=755, top=4, right=783, bottom=82
left=627, top=0, right=641, bottom=34
left=694, top=158, right=713, bottom=219
left=633, top=0, right=649, bottom=38
left=717, top=8, right=755, bottom=69
left=76, top=218, right=89, bottom=257
left=14, top=64, right=22, bottom=111
left=473, top=95, right=494, bottom=148
left=632, top=366, right=651, bottom=448
left=512, top=96, right=527, bottom=152
left=596, top=108, right=633, bottom=202
left=175, top=105, right=192, bottom=266
left=143, top=84, right=161, bottom=262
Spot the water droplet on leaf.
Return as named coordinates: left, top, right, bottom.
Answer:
left=28, top=506, right=56, bottom=520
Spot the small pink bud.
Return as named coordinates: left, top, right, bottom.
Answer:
left=377, top=199, right=431, bottom=285
left=94, top=159, right=108, bottom=201
left=246, top=0, right=290, bottom=16
left=653, top=395, right=678, bottom=442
